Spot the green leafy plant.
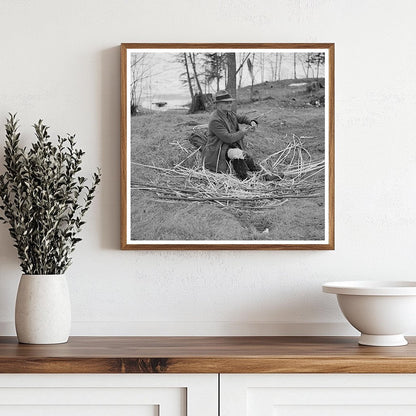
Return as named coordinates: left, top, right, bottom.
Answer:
left=0, top=113, right=101, bottom=274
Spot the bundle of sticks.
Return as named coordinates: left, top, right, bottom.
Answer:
left=131, top=134, right=325, bottom=210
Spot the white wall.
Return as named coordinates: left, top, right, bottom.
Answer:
left=0, top=0, right=415, bottom=336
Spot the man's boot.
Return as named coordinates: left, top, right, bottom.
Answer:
left=244, top=155, right=261, bottom=172
left=231, top=159, right=249, bottom=180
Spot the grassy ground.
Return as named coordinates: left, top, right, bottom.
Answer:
left=130, top=78, right=326, bottom=241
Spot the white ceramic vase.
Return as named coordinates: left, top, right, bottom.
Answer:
left=15, top=274, right=71, bottom=344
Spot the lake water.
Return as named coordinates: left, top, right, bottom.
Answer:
left=141, top=96, right=190, bottom=111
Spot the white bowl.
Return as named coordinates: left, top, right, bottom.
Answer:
left=323, top=281, right=416, bottom=346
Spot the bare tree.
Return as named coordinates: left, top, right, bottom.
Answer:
left=268, top=52, right=283, bottom=81
left=183, top=53, right=194, bottom=99
left=188, top=54, right=204, bottom=97
left=305, top=53, right=312, bottom=78
left=293, top=53, right=297, bottom=80
left=188, top=53, right=206, bottom=112
left=260, top=53, right=265, bottom=83
left=237, top=52, right=251, bottom=88
left=177, top=53, right=196, bottom=104
left=226, top=53, right=237, bottom=111
left=247, top=54, right=256, bottom=101
left=130, top=53, right=152, bottom=114
left=299, top=53, right=309, bottom=79
left=269, top=53, right=277, bottom=81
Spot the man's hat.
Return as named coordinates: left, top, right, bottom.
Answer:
left=214, top=90, right=235, bottom=103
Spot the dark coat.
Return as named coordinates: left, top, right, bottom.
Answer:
left=202, top=109, right=251, bottom=173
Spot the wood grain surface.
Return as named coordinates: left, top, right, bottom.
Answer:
left=0, top=336, right=415, bottom=373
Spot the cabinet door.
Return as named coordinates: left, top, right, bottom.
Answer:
left=221, top=374, right=416, bottom=416
left=0, top=374, right=217, bottom=416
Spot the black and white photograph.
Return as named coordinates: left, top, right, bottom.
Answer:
left=121, top=44, right=334, bottom=249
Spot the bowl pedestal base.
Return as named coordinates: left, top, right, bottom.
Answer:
left=358, top=333, right=408, bottom=347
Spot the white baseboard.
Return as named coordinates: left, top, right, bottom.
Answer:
left=0, top=321, right=359, bottom=336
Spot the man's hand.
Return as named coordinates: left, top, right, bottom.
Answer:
left=243, top=125, right=255, bottom=133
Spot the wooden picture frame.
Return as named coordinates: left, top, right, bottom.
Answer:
left=121, top=43, right=334, bottom=250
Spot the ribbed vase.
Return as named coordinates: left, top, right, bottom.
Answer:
left=15, top=274, right=71, bottom=344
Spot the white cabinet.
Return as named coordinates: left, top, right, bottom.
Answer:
left=221, top=374, right=416, bottom=416
left=4, top=373, right=416, bottom=416
left=0, top=374, right=218, bottom=416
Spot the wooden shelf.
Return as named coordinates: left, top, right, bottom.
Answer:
left=1, top=336, right=416, bottom=373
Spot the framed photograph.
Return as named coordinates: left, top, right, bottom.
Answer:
left=121, top=43, right=334, bottom=250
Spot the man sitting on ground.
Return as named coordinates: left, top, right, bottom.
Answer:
left=202, top=90, right=260, bottom=180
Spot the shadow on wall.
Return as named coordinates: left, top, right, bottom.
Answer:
left=100, top=47, right=121, bottom=250
left=228, top=284, right=341, bottom=335
left=0, top=223, right=20, bottom=326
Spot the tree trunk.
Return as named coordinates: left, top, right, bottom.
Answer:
left=226, top=53, right=237, bottom=111
left=293, top=53, right=297, bottom=79
left=236, top=52, right=249, bottom=88
left=189, top=94, right=205, bottom=113
left=189, top=54, right=204, bottom=96
left=273, top=53, right=278, bottom=81
left=238, top=65, right=244, bottom=88
left=300, top=54, right=309, bottom=79
left=183, top=53, right=194, bottom=100
left=188, top=53, right=206, bottom=112
left=247, top=55, right=255, bottom=101
left=278, top=54, right=282, bottom=80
